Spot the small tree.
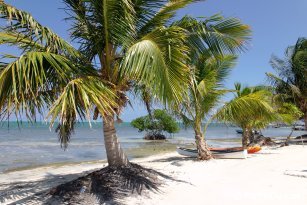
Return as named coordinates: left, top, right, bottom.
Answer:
left=131, top=109, right=179, bottom=140
left=216, top=84, right=276, bottom=148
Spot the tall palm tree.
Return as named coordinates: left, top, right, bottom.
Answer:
left=0, top=1, right=250, bottom=165
left=173, top=14, right=251, bottom=160
left=216, top=84, right=276, bottom=148
left=267, top=38, right=307, bottom=130
left=176, top=54, right=237, bottom=159
left=0, top=1, right=196, bottom=167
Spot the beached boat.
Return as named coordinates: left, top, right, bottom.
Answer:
left=176, top=147, right=248, bottom=159
left=288, top=139, right=307, bottom=144
left=209, top=146, right=261, bottom=154
left=236, top=129, right=260, bottom=135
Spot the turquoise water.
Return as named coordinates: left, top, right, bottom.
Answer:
left=0, top=122, right=305, bottom=173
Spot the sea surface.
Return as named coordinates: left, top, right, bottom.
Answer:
left=0, top=122, right=305, bottom=173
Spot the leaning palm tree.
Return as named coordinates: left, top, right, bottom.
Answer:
left=216, top=84, right=276, bottom=148
left=176, top=54, right=238, bottom=159
left=267, top=38, right=307, bottom=130
left=0, top=1, right=196, bottom=167
left=173, top=14, right=251, bottom=160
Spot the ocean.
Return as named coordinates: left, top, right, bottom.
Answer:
left=0, top=122, right=305, bottom=173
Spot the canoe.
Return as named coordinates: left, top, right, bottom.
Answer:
left=176, top=147, right=247, bottom=159
left=210, top=146, right=261, bottom=154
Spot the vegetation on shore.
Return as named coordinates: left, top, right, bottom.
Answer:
left=215, top=84, right=302, bottom=148
left=131, top=109, right=179, bottom=140
left=267, top=38, right=307, bottom=130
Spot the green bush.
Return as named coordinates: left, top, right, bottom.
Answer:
left=131, top=109, right=180, bottom=137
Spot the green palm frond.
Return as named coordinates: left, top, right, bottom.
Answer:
left=216, top=86, right=275, bottom=129
left=47, top=77, right=117, bottom=148
left=0, top=51, right=89, bottom=121
left=174, top=14, right=251, bottom=58
left=120, top=26, right=190, bottom=104
left=275, top=103, right=303, bottom=125
left=139, top=0, right=201, bottom=35
left=0, top=32, right=45, bottom=51
left=267, top=38, right=307, bottom=117
left=64, top=0, right=136, bottom=53
left=0, top=2, right=79, bottom=56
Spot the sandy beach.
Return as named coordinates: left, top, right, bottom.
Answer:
left=0, top=145, right=306, bottom=204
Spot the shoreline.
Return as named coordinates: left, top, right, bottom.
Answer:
left=0, top=134, right=294, bottom=174
left=1, top=145, right=307, bottom=204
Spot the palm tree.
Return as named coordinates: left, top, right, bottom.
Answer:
left=267, top=38, right=307, bottom=130
left=173, top=14, right=251, bottom=160
left=216, top=84, right=276, bottom=148
left=0, top=1, right=198, bottom=167
left=176, top=54, right=238, bottom=159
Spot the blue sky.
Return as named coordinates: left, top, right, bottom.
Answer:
left=3, top=0, right=307, bottom=121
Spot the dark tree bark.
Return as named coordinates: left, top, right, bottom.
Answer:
left=242, top=129, right=250, bottom=149
left=103, top=114, right=129, bottom=167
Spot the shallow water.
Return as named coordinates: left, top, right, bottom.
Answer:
left=0, top=122, right=305, bottom=173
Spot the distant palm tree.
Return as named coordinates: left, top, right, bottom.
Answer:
left=267, top=38, right=307, bottom=130
left=216, top=84, right=276, bottom=148
left=0, top=1, right=198, bottom=167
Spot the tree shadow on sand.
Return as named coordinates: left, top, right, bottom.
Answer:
left=0, top=172, right=86, bottom=205
left=1, top=163, right=189, bottom=205
left=42, top=163, right=186, bottom=205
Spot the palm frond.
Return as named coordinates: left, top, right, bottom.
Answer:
left=0, top=51, right=82, bottom=121
left=0, top=2, right=79, bottom=57
left=215, top=89, right=275, bottom=129
left=174, top=14, right=251, bottom=58
left=0, top=32, right=45, bottom=51
left=120, top=26, right=190, bottom=104
left=139, top=0, right=201, bottom=35
left=47, top=77, right=117, bottom=148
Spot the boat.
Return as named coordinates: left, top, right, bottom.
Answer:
left=176, top=147, right=248, bottom=159
left=236, top=129, right=243, bottom=134
left=288, top=139, right=307, bottom=144
left=293, top=126, right=305, bottom=131
left=210, top=145, right=261, bottom=154
left=236, top=129, right=260, bottom=135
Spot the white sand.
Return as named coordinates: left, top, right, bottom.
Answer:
left=1, top=145, right=307, bottom=205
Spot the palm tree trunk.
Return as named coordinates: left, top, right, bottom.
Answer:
left=103, top=114, right=129, bottom=167
left=242, top=129, right=250, bottom=149
left=194, top=123, right=212, bottom=160
left=145, top=100, right=153, bottom=121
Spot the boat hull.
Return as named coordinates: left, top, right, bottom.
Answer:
left=210, top=146, right=261, bottom=154
left=177, top=147, right=247, bottom=159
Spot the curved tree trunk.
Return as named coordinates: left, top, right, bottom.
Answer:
left=194, top=123, right=212, bottom=160
left=103, top=114, right=129, bottom=167
left=242, top=129, right=250, bottom=149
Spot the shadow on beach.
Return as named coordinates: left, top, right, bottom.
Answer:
left=0, top=163, right=187, bottom=205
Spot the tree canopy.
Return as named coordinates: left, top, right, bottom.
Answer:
left=267, top=37, right=307, bottom=130
left=131, top=109, right=179, bottom=139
